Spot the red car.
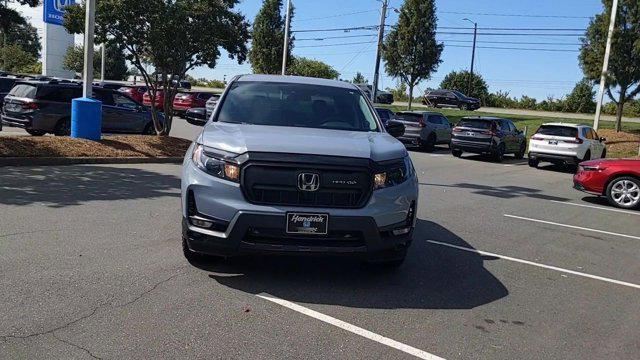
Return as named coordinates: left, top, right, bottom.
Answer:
left=172, top=92, right=215, bottom=114
left=573, top=159, right=640, bottom=209
left=143, top=90, right=165, bottom=110
left=119, top=85, right=148, bottom=103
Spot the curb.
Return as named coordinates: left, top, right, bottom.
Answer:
left=0, top=156, right=184, bottom=167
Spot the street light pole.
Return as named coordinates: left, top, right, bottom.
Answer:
left=100, top=43, right=105, bottom=82
left=281, top=0, right=292, bottom=75
left=82, top=0, right=96, bottom=97
left=593, top=0, right=619, bottom=131
left=372, top=0, right=388, bottom=103
left=463, top=18, right=477, bottom=96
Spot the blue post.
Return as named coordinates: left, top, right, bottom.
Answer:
left=71, top=97, right=102, bottom=141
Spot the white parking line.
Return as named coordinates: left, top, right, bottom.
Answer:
left=550, top=200, right=640, bottom=216
left=426, top=240, right=640, bottom=290
left=504, top=214, right=640, bottom=241
left=257, top=293, right=446, bottom=360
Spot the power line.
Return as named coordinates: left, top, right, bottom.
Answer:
left=292, top=25, right=379, bottom=33
left=297, top=9, right=378, bottom=22
left=437, top=31, right=584, bottom=36
left=439, top=39, right=582, bottom=46
left=445, top=44, right=580, bottom=52
left=438, top=10, right=592, bottom=19
left=296, top=40, right=377, bottom=48
left=296, top=34, right=377, bottom=41
left=438, top=26, right=586, bottom=31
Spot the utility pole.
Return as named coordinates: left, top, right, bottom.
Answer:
left=281, top=0, right=292, bottom=75
left=2, top=0, right=7, bottom=72
left=82, top=0, right=97, bottom=97
left=100, top=44, right=106, bottom=82
left=463, top=18, right=477, bottom=96
left=593, top=0, right=619, bottom=131
left=372, top=0, right=388, bottom=103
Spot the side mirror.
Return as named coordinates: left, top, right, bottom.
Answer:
left=600, top=137, right=606, bottom=142
left=385, top=120, right=405, bottom=138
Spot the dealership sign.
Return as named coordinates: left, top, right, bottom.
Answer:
left=43, top=0, right=76, bottom=26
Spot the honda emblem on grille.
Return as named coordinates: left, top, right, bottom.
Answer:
left=297, top=173, right=320, bottom=192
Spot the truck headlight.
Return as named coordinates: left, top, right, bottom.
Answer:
left=374, top=156, right=414, bottom=190
left=192, top=144, right=240, bottom=182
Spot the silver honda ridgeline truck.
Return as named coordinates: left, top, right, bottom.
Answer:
left=181, top=75, right=418, bottom=266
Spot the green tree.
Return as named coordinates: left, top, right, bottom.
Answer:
left=382, top=0, right=443, bottom=110
left=563, top=79, right=596, bottom=113
left=0, top=44, right=40, bottom=73
left=64, top=0, right=249, bottom=135
left=351, top=72, right=368, bottom=84
left=439, top=70, right=489, bottom=103
left=63, top=44, right=129, bottom=80
left=6, top=22, right=41, bottom=58
left=1, top=1, right=40, bottom=71
left=249, top=0, right=294, bottom=74
left=579, top=0, right=640, bottom=131
left=288, top=57, right=339, bottom=79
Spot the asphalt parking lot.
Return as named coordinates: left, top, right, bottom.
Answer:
left=1, top=146, right=639, bottom=359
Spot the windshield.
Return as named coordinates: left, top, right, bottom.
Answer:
left=8, top=84, right=37, bottom=98
left=216, top=81, right=379, bottom=132
left=536, top=125, right=578, bottom=137
left=458, top=118, right=493, bottom=129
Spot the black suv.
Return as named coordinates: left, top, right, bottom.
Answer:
left=450, top=117, right=526, bottom=162
left=423, top=89, right=480, bottom=111
left=1, top=81, right=162, bottom=136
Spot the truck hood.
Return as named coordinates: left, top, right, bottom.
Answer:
left=199, top=122, right=407, bottom=161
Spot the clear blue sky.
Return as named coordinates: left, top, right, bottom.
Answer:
left=15, top=0, right=603, bottom=99
left=191, top=0, right=601, bottom=100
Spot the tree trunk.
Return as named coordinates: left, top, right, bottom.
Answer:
left=408, top=84, right=414, bottom=111
left=615, top=101, right=623, bottom=132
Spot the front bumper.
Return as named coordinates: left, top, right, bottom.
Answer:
left=529, top=152, right=579, bottom=165
left=450, top=139, right=494, bottom=154
left=181, top=152, right=419, bottom=258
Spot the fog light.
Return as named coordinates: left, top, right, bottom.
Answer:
left=190, top=216, right=213, bottom=229
left=392, top=227, right=411, bottom=236
left=224, top=164, right=240, bottom=181
left=374, top=172, right=387, bottom=188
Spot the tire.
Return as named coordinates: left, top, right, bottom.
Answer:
left=582, top=150, right=591, bottom=162
left=142, top=123, right=156, bottom=135
left=422, top=134, right=436, bottom=152
left=459, top=103, right=469, bottom=111
left=53, top=118, right=71, bottom=136
left=493, top=144, right=505, bottom=162
left=528, top=158, right=539, bottom=168
left=514, top=143, right=526, bottom=159
left=26, top=129, right=46, bottom=136
left=452, top=149, right=462, bottom=157
left=606, top=176, right=640, bottom=209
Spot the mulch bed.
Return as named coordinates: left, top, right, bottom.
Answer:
left=598, top=129, right=640, bottom=158
left=0, top=135, right=191, bottom=158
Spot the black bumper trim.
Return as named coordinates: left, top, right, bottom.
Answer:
left=182, top=213, right=412, bottom=258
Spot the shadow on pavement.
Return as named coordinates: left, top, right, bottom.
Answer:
left=202, top=219, right=508, bottom=310
left=420, top=182, right=568, bottom=201
left=0, top=165, right=180, bottom=207
left=458, top=154, right=529, bottom=165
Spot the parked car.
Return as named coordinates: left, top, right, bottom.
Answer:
left=173, top=91, right=216, bottom=115
left=118, top=85, right=148, bottom=103
left=1, top=77, right=17, bottom=105
left=528, top=123, right=606, bottom=168
left=182, top=74, right=417, bottom=267
left=375, top=107, right=396, bottom=126
left=93, top=81, right=126, bottom=90
left=423, top=89, right=480, bottom=111
left=355, top=84, right=394, bottom=104
left=573, top=159, right=640, bottom=209
left=205, top=94, right=221, bottom=119
left=450, top=117, right=526, bottom=161
left=393, top=111, right=452, bottom=151
left=184, top=107, right=207, bottom=126
left=1, top=81, right=162, bottom=136
left=143, top=90, right=166, bottom=110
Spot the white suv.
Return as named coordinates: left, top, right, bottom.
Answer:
left=528, top=123, right=606, bottom=168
